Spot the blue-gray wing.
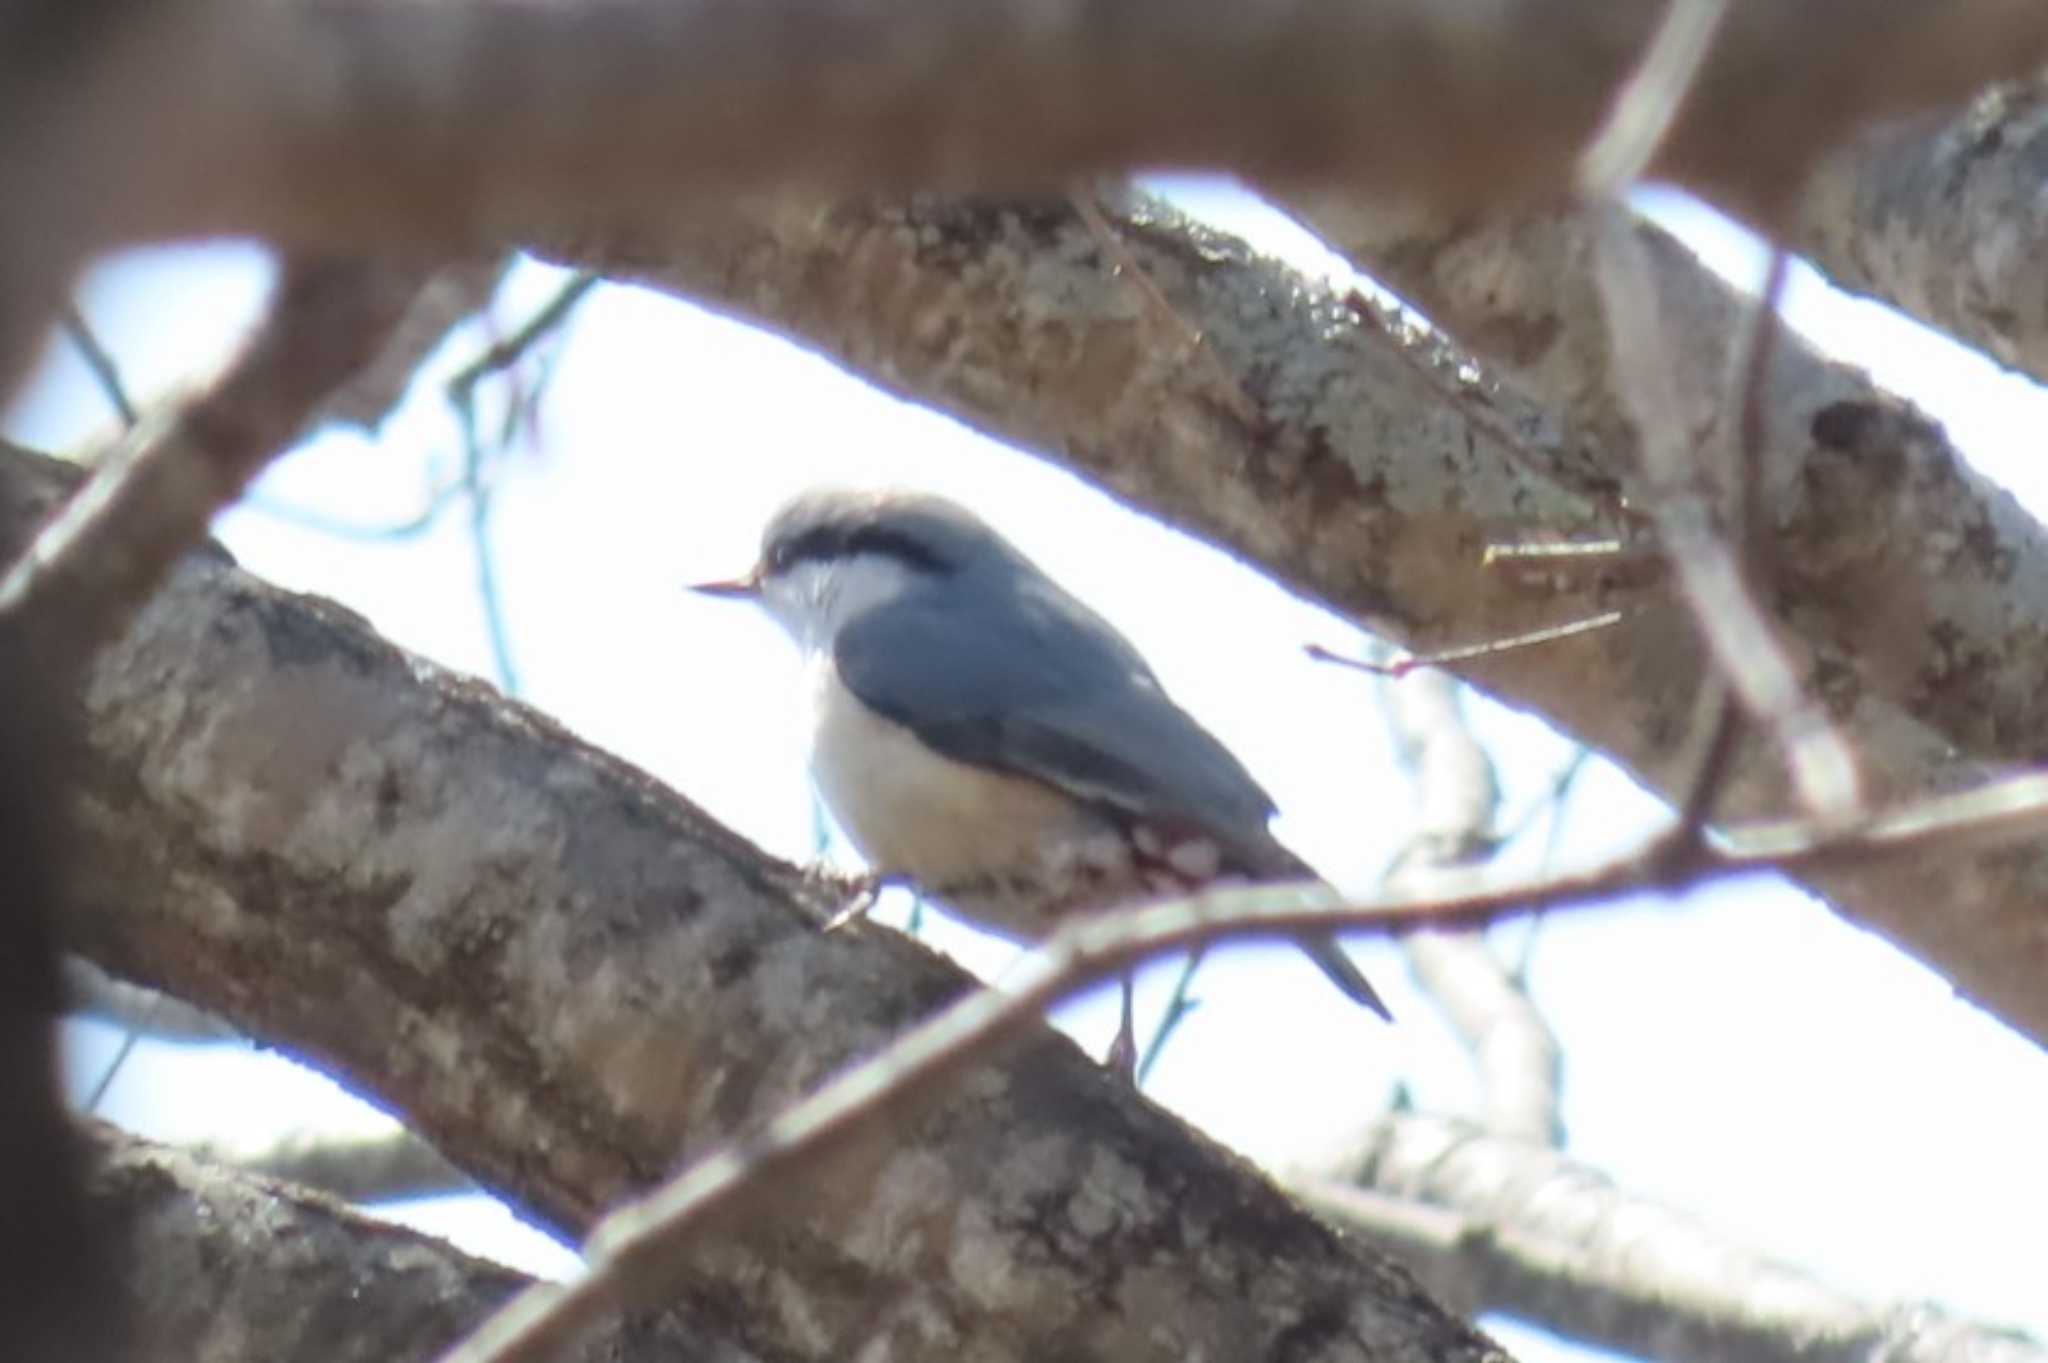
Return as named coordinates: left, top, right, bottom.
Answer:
left=836, top=579, right=1392, bottom=1018
left=832, top=579, right=1281, bottom=856
left=836, top=578, right=1393, bottom=1019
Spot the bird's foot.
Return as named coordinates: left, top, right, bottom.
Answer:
left=1103, top=1026, right=1139, bottom=1084
left=820, top=870, right=906, bottom=932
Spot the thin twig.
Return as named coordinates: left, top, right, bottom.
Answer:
left=1589, top=206, right=1861, bottom=821
left=1673, top=244, right=1794, bottom=833
left=1577, top=0, right=1733, bottom=195
left=83, top=1032, right=140, bottom=1112
left=445, top=271, right=600, bottom=409
left=1507, top=747, right=1594, bottom=982
left=433, top=766, right=2048, bottom=1363
left=444, top=270, right=599, bottom=695
left=1070, top=187, right=1258, bottom=427
left=1136, top=947, right=1206, bottom=1083
left=59, top=303, right=138, bottom=429
left=1306, top=610, right=1627, bottom=679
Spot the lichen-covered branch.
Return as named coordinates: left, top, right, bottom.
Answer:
left=549, top=188, right=2048, bottom=1053
left=1295, top=1113, right=2048, bottom=1363
left=86, top=1126, right=653, bottom=1363
left=1797, top=75, right=2048, bottom=389
left=3, top=440, right=1500, bottom=1363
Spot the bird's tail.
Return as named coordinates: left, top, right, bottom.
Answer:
left=1295, top=931, right=1394, bottom=1021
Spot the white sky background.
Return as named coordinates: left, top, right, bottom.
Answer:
left=9, top=180, right=2048, bottom=1362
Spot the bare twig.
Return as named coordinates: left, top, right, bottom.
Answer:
left=1306, top=610, right=1628, bottom=679
left=1380, top=668, right=1562, bottom=1146
left=0, top=258, right=424, bottom=678
left=444, top=271, right=599, bottom=410
left=1577, top=0, right=1733, bottom=195
left=445, top=269, right=599, bottom=694
left=1671, top=244, right=1793, bottom=833
left=91, top=0, right=2048, bottom=255
left=435, top=767, right=2048, bottom=1363
left=1589, top=205, right=1862, bottom=821
left=1135, top=947, right=1207, bottom=1083
left=1296, top=1113, right=2048, bottom=1363
left=58, top=303, right=139, bottom=430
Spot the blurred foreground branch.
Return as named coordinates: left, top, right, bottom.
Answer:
left=67, top=0, right=2048, bottom=254
left=0, top=258, right=426, bottom=677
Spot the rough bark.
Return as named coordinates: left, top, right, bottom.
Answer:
left=1797, top=75, right=2048, bottom=389
left=2, top=443, right=1501, bottom=1363
left=540, top=188, right=2048, bottom=1054
left=85, top=1126, right=675, bottom=1363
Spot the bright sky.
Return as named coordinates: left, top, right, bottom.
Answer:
left=9, top=181, right=2047, bottom=1362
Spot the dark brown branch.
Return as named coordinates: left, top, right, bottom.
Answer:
left=1296, top=1113, right=2048, bottom=1363
left=91, top=0, right=2048, bottom=255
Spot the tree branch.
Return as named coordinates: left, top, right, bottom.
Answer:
left=20, top=441, right=1502, bottom=1363
left=84, top=1125, right=654, bottom=1363
left=317, top=256, right=513, bottom=434
left=1378, top=668, right=1563, bottom=1147
left=63, top=957, right=237, bottom=1043
left=437, top=768, right=2048, bottom=1363
left=197, top=1126, right=470, bottom=1205
left=1295, top=1112, right=2047, bottom=1363
left=1797, top=74, right=2048, bottom=390
left=0, top=257, right=427, bottom=678
left=74, top=0, right=2048, bottom=257
left=545, top=187, right=2048, bottom=1053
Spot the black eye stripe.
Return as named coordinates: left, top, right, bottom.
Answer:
left=770, top=523, right=949, bottom=574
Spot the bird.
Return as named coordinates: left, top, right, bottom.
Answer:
left=693, top=487, right=1390, bottom=1077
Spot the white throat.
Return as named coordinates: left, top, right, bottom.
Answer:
left=757, top=554, right=922, bottom=654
